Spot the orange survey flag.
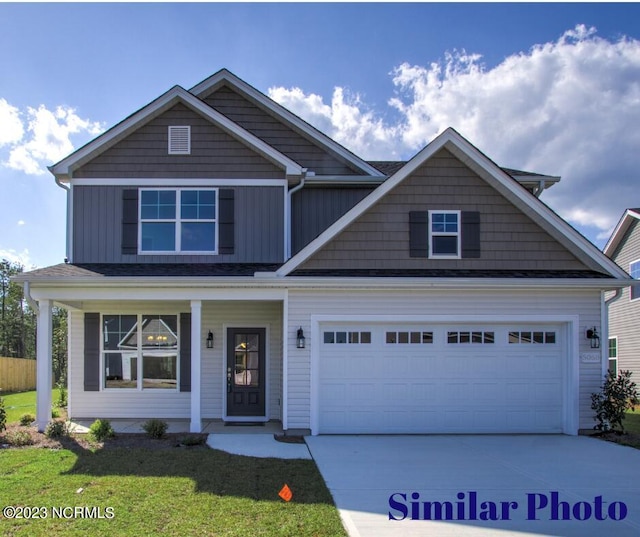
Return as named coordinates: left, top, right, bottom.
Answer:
left=279, top=484, right=293, bottom=502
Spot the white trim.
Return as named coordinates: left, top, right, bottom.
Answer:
left=190, top=300, right=202, bottom=432
left=603, top=209, right=640, bottom=256
left=276, top=128, right=630, bottom=279
left=282, top=291, right=289, bottom=430
left=189, top=69, right=381, bottom=177
left=309, top=313, right=580, bottom=436
left=51, top=86, right=303, bottom=178
left=36, top=300, right=53, bottom=432
left=428, top=209, right=461, bottom=259
left=70, top=178, right=288, bottom=187
left=222, top=323, right=270, bottom=422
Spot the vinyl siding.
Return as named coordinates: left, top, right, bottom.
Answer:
left=291, top=186, right=374, bottom=254
left=299, top=148, right=590, bottom=272
left=286, top=288, right=602, bottom=431
left=204, top=85, right=361, bottom=176
left=608, top=219, right=640, bottom=377
left=73, top=103, right=284, bottom=179
left=68, top=300, right=282, bottom=421
left=72, top=185, right=284, bottom=263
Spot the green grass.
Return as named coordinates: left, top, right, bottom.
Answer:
left=623, top=407, right=640, bottom=434
left=0, top=390, right=61, bottom=424
left=0, top=446, right=346, bottom=536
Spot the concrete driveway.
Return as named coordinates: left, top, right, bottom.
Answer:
left=305, top=435, right=640, bottom=537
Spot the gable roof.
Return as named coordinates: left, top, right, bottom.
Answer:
left=274, top=128, right=629, bottom=280
left=603, top=208, right=640, bottom=258
left=190, top=69, right=384, bottom=178
left=50, top=85, right=304, bottom=181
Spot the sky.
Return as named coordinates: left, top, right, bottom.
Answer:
left=1, top=2, right=640, bottom=269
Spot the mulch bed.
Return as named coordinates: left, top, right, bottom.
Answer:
left=0, top=424, right=209, bottom=451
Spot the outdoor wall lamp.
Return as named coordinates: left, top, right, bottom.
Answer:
left=586, top=327, right=600, bottom=349
left=296, top=327, right=306, bottom=349
left=206, top=330, right=214, bottom=349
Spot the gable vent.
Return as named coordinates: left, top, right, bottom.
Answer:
left=168, top=125, right=191, bottom=155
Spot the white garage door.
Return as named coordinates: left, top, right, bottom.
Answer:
left=318, top=323, right=565, bottom=434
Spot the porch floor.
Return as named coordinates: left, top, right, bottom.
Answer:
left=68, top=419, right=284, bottom=435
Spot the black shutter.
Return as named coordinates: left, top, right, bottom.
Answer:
left=122, top=189, right=139, bottom=255
left=409, top=211, right=429, bottom=258
left=218, top=189, right=235, bottom=255
left=461, top=211, right=481, bottom=258
left=84, top=313, right=100, bottom=391
left=180, top=313, right=191, bottom=392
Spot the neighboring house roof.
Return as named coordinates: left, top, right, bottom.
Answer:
left=604, top=208, right=640, bottom=258
left=49, top=85, right=304, bottom=181
left=189, top=69, right=384, bottom=178
left=274, top=127, right=630, bottom=280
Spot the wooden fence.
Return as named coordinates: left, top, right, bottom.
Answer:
left=0, top=357, right=36, bottom=393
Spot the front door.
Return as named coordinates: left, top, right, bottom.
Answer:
left=226, top=328, right=266, bottom=417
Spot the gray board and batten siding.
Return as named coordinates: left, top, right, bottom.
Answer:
left=72, top=185, right=284, bottom=264
left=73, top=103, right=284, bottom=179
left=608, top=218, right=640, bottom=376
left=202, top=85, right=363, bottom=176
left=299, top=148, right=592, bottom=272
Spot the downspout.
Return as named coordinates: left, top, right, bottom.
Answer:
left=534, top=180, right=546, bottom=198
left=23, top=281, right=39, bottom=315
left=602, top=288, right=623, bottom=377
left=286, top=169, right=307, bottom=260
left=53, top=171, right=71, bottom=263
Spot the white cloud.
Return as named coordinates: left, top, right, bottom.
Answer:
left=1, top=103, right=103, bottom=176
left=0, top=248, right=33, bottom=269
left=0, top=98, right=24, bottom=146
left=268, top=25, right=640, bottom=241
left=17, top=220, right=25, bottom=226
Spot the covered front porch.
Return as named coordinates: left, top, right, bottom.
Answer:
left=27, top=282, right=288, bottom=434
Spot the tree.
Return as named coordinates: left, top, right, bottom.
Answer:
left=52, top=307, right=68, bottom=384
left=0, top=259, right=35, bottom=358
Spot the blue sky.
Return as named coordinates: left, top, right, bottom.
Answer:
left=2, top=3, right=640, bottom=268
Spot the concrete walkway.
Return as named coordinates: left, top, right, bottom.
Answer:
left=206, top=434, right=311, bottom=459
left=306, top=435, right=640, bottom=537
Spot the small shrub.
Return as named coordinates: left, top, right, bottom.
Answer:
left=142, top=419, right=168, bottom=439
left=19, top=413, right=35, bottom=426
left=6, top=429, right=33, bottom=446
left=179, top=434, right=205, bottom=446
left=56, top=382, right=68, bottom=408
left=45, top=420, right=68, bottom=439
left=88, top=419, right=115, bottom=442
left=51, top=408, right=60, bottom=419
left=591, top=370, right=640, bottom=433
left=0, top=397, right=6, bottom=432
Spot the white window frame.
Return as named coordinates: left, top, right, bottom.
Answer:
left=138, top=187, right=219, bottom=255
left=168, top=125, right=191, bottom=155
left=101, top=313, right=180, bottom=392
left=428, top=209, right=461, bottom=259
left=629, top=259, right=640, bottom=301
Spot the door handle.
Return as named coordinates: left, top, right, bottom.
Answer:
left=227, top=366, right=232, bottom=393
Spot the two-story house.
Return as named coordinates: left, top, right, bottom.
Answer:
left=604, top=209, right=640, bottom=379
left=17, top=69, right=630, bottom=435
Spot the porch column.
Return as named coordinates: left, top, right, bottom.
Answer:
left=190, top=300, right=202, bottom=432
left=36, top=299, right=52, bottom=432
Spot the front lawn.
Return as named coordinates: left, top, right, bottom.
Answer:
left=0, top=443, right=345, bottom=536
left=1, top=389, right=62, bottom=424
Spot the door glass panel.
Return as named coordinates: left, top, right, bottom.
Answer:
left=233, top=333, right=260, bottom=387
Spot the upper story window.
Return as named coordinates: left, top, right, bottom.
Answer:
left=168, top=126, right=191, bottom=155
left=429, top=210, right=461, bottom=258
left=630, top=260, right=640, bottom=301
left=140, top=188, right=217, bottom=254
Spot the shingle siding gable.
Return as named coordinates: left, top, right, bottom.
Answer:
left=298, top=148, right=590, bottom=272
left=204, top=85, right=361, bottom=176
left=73, top=103, right=283, bottom=179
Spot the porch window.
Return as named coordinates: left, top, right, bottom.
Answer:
left=102, top=314, right=179, bottom=390
left=608, top=337, right=618, bottom=377
left=140, top=188, right=217, bottom=254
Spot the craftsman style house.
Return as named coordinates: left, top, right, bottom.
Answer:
left=604, top=209, right=640, bottom=379
left=17, top=69, right=630, bottom=435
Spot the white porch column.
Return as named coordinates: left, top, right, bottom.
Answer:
left=190, top=300, right=202, bottom=433
left=36, top=299, right=52, bottom=432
